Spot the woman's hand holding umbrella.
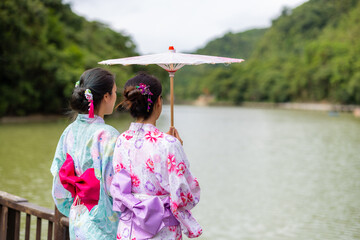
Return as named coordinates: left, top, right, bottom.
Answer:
left=167, top=126, right=183, bottom=145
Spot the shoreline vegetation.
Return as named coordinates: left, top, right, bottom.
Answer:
left=193, top=95, right=360, bottom=117
left=2, top=0, right=360, bottom=117
left=1, top=100, right=360, bottom=124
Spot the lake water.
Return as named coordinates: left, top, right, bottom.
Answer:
left=1, top=105, right=360, bottom=240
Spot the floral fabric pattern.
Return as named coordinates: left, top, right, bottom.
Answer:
left=51, top=114, right=120, bottom=240
left=113, top=122, right=202, bottom=239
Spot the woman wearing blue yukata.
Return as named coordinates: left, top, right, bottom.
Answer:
left=111, top=72, right=202, bottom=240
left=51, top=68, right=120, bottom=240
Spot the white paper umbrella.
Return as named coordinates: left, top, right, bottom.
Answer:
left=99, top=46, right=244, bottom=126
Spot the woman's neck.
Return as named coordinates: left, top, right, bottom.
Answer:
left=136, top=117, right=156, bottom=126
left=94, top=110, right=104, bottom=119
left=136, top=104, right=160, bottom=126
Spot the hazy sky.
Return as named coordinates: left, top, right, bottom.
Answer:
left=64, top=0, right=308, bottom=54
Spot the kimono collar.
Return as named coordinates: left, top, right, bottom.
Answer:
left=129, top=122, right=158, bottom=133
left=76, top=114, right=104, bottom=124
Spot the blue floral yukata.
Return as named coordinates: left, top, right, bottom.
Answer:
left=51, top=114, right=119, bottom=240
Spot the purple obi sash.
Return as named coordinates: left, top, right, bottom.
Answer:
left=59, top=153, right=100, bottom=211
left=111, top=169, right=179, bottom=240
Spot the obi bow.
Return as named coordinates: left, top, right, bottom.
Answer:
left=59, top=153, right=100, bottom=211
left=110, top=169, right=179, bottom=240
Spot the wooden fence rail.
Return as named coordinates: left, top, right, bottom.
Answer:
left=0, top=191, right=69, bottom=240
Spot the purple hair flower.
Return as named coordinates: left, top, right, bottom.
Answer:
left=136, top=83, right=153, bottom=112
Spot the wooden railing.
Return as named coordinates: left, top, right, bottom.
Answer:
left=0, top=191, right=69, bottom=240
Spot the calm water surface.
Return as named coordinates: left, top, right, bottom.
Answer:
left=1, top=106, right=360, bottom=240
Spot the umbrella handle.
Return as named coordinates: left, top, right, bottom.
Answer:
left=170, top=74, right=174, bottom=127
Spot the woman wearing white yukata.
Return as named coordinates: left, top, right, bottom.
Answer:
left=111, top=72, right=202, bottom=240
left=51, top=68, right=120, bottom=240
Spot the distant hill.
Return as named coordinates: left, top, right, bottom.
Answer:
left=196, top=28, right=267, bottom=59
left=174, top=29, right=266, bottom=100
left=2, top=0, right=360, bottom=117
left=0, top=0, right=138, bottom=116
left=175, top=0, right=360, bottom=105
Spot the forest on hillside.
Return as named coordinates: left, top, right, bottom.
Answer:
left=1, top=0, right=360, bottom=116
left=175, top=0, right=360, bottom=105
left=0, top=0, right=167, bottom=117
left=0, top=0, right=138, bottom=116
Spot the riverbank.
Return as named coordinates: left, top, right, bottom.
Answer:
left=0, top=114, right=65, bottom=124
left=192, top=95, right=360, bottom=118
left=0, top=111, right=131, bottom=124
left=1, top=102, right=360, bottom=123
left=242, top=102, right=360, bottom=118
left=241, top=102, right=359, bottom=113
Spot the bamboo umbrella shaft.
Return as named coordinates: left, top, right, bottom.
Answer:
left=170, top=75, right=174, bottom=127
left=169, top=63, right=175, bottom=127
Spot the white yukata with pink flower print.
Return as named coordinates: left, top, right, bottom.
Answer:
left=112, top=122, right=202, bottom=240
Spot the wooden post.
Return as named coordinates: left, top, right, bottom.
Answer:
left=6, top=208, right=14, bottom=240
left=0, top=206, right=8, bottom=240
left=36, top=217, right=41, bottom=240
left=6, top=208, right=21, bottom=240
left=48, top=221, right=53, bottom=240
left=54, top=207, right=68, bottom=240
left=14, top=211, right=20, bottom=240
left=25, top=214, right=31, bottom=240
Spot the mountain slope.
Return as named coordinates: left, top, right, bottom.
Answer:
left=176, top=0, right=360, bottom=105
left=174, top=29, right=267, bottom=100
left=0, top=0, right=137, bottom=116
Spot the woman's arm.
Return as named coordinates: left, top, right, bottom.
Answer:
left=50, top=128, right=73, bottom=217
left=163, top=140, right=202, bottom=238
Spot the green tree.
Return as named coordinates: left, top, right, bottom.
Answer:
left=0, top=0, right=137, bottom=116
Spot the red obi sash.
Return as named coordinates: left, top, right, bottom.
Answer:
left=59, top=153, right=100, bottom=211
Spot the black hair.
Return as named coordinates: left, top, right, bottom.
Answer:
left=121, top=72, right=162, bottom=120
left=70, top=68, right=115, bottom=113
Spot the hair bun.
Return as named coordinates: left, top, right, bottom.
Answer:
left=127, top=88, right=142, bottom=100
left=70, top=87, right=90, bottom=113
left=69, top=68, right=115, bottom=115
left=122, top=86, right=147, bottom=117
left=121, top=73, right=162, bottom=120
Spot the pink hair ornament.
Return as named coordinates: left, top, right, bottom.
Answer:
left=85, top=89, right=94, bottom=118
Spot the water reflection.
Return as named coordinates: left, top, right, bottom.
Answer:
left=1, top=106, right=360, bottom=239
left=168, top=106, right=360, bottom=240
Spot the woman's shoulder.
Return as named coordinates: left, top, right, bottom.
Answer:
left=141, top=127, right=179, bottom=146
left=159, top=132, right=182, bottom=149
left=103, top=124, right=120, bottom=135
left=116, top=123, right=182, bottom=148
left=62, top=123, right=73, bottom=133
left=59, top=123, right=74, bottom=139
left=92, top=123, right=120, bottom=139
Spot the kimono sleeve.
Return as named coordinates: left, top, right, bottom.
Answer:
left=50, top=128, right=73, bottom=217
left=96, top=128, right=119, bottom=197
left=164, top=140, right=203, bottom=238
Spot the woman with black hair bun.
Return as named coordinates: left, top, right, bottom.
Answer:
left=111, top=72, right=202, bottom=239
left=51, top=68, right=120, bottom=240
